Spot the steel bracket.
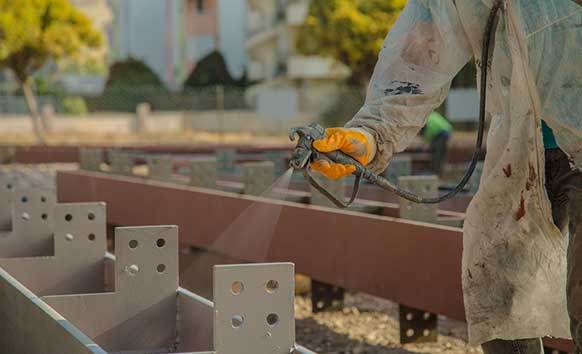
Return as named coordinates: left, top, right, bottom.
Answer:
left=213, top=262, right=295, bottom=354
left=0, top=186, right=56, bottom=257
left=190, top=157, right=218, bottom=189
left=146, top=156, right=174, bottom=181
left=398, top=175, right=438, bottom=223
left=0, top=202, right=106, bottom=296
left=241, top=161, right=275, bottom=196
left=216, top=149, right=236, bottom=171
left=42, top=225, right=179, bottom=353
left=79, top=148, right=103, bottom=172
left=399, top=304, right=438, bottom=344
left=0, top=172, right=56, bottom=231
left=108, top=150, right=134, bottom=176
left=311, top=279, right=345, bottom=313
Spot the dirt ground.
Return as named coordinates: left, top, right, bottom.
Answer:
left=295, top=293, right=482, bottom=354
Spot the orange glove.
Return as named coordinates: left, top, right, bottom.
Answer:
left=310, top=128, right=373, bottom=180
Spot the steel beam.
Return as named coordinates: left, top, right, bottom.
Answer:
left=55, top=171, right=575, bottom=353
left=57, top=170, right=466, bottom=320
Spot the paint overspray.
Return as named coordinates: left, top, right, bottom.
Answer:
left=181, top=168, right=295, bottom=289
left=209, top=167, right=294, bottom=260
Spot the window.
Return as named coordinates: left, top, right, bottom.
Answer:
left=196, top=0, right=205, bottom=14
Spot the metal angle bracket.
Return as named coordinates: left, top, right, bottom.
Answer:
left=0, top=172, right=56, bottom=231
left=0, top=202, right=107, bottom=296
left=79, top=148, right=103, bottom=172
left=190, top=157, right=218, bottom=189
left=241, top=161, right=275, bottom=196
left=43, top=225, right=179, bottom=353
left=311, top=279, right=345, bottom=313
left=108, top=150, right=134, bottom=176
left=398, top=175, right=439, bottom=223
left=146, top=156, right=174, bottom=181
left=0, top=186, right=56, bottom=258
left=399, top=304, right=438, bottom=344
left=213, top=262, right=295, bottom=354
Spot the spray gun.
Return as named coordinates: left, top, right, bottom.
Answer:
left=289, top=0, right=507, bottom=208
left=289, top=123, right=460, bottom=208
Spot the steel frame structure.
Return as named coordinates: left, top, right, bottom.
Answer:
left=56, top=170, right=574, bottom=353
left=0, top=169, right=316, bottom=354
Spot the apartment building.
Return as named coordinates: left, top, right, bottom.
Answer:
left=246, top=0, right=349, bottom=112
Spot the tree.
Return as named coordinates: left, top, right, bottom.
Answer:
left=0, top=0, right=103, bottom=143
left=296, top=0, right=406, bottom=85
left=182, top=51, right=235, bottom=89
left=105, top=57, right=163, bottom=89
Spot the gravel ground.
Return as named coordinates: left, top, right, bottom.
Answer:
left=295, top=293, right=482, bottom=354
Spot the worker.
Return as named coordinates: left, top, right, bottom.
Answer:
left=421, top=111, right=453, bottom=175
left=309, top=1, right=582, bottom=353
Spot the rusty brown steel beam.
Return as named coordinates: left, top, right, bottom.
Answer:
left=56, top=170, right=573, bottom=352
left=57, top=170, right=466, bottom=320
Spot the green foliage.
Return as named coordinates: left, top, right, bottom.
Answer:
left=105, top=57, right=164, bottom=88
left=62, top=57, right=107, bottom=75
left=62, top=96, right=87, bottom=115
left=297, top=0, right=406, bottom=85
left=0, top=0, right=103, bottom=82
left=183, top=51, right=236, bottom=89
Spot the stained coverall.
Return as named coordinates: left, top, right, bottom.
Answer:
left=309, top=1, right=582, bottom=353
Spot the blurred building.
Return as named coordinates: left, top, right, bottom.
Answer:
left=107, top=0, right=246, bottom=89
left=246, top=0, right=349, bottom=114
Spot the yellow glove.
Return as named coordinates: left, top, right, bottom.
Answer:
left=310, top=128, right=373, bottom=180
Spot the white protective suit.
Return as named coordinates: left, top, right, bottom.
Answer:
left=346, top=0, right=582, bottom=345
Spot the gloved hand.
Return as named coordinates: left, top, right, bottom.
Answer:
left=310, top=127, right=374, bottom=179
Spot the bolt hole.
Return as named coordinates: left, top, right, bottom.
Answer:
left=21, top=196, right=28, bottom=203
left=6, top=183, right=12, bottom=189
left=129, top=240, right=138, bottom=249
left=41, top=196, right=46, bottom=203
left=266, top=313, right=279, bottom=327
left=41, top=213, right=47, bottom=220
left=88, top=234, right=96, bottom=241
left=406, top=329, right=415, bottom=338
left=156, top=264, right=166, bottom=273
left=231, top=315, right=244, bottom=328
left=231, top=281, right=244, bottom=295
left=21, top=212, right=30, bottom=221
left=88, top=212, right=95, bottom=220
left=266, top=280, right=279, bottom=294
left=156, top=238, right=165, bottom=248
left=65, top=214, right=72, bottom=222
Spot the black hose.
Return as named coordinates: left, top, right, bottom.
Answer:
left=366, top=0, right=504, bottom=204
